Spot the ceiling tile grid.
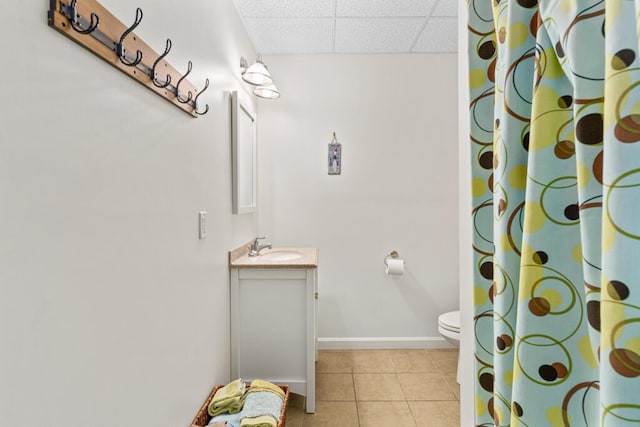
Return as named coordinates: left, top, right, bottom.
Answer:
left=235, top=0, right=335, bottom=17
left=336, top=0, right=436, bottom=17
left=335, top=18, right=426, bottom=53
left=244, top=18, right=336, bottom=54
left=233, top=0, right=458, bottom=54
left=413, top=17, right=457, bottom=53
left=431, top=0, right=458, bottom=17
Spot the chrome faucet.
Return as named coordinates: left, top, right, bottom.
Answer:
left=248, top=236, right=272, bottom=256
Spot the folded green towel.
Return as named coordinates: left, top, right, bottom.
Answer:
left=213, top=379, right=246, bottom=405
left=209, top=396, right=243, bottom=416
left=208, top=379, right=247, bottom=416
left=240, top=414, right=277, bottom=427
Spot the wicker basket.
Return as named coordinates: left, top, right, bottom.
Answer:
left=191, top=383, right=290, bottom=427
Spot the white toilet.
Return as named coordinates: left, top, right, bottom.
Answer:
left=438, top=310, right=460, bottom=346
left=438, top=310, right=461, bottom=383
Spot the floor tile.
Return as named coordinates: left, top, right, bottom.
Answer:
left=428, top=349, right=459, bottom=375
left=350, top=350, right=395, bottom=373
left=284, top=406, right=304, bottom=427
left=427, top=349, right=459, bottom=361
left=358, top=401, right=417, bottom=427
left=397, top=373, right=457, bottom=401
left=388, top=349, right=439, bottom=373
left=353, top=373, right=405, bottom=401
left=316, top=373, right=355, bottom=401
left=308, top=349, right=462, bottom=425
left=284, top=393, right=305, bottom=427
left=302, top=401, right=359, bottom=426
left=288, top=392, right=305, bottom=409
left=409, top=400, right=460, bottom=427
left=442, top=373, right=460, bottom=400
left=316, top=350, right=353, bottom=373
left=432, top=357, right=458, bottom=374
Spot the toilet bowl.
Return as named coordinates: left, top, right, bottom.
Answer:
left=438, top=310, right=461, bottom=384
left=438, top=310, right=460, bottom=347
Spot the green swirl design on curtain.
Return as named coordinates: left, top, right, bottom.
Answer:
left=467, top=0, right=640, bottom=424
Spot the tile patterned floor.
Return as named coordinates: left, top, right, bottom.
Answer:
left=285, top=349, right=460, bottom=427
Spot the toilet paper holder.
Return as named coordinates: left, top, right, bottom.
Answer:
left=384, top=250, right=400, bottom=267
left=384, top=250, right=405, bottom=276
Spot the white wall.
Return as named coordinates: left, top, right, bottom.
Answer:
left=0, top=1, right=257, bottom=426
left=257, top=54, right=459, bottom=347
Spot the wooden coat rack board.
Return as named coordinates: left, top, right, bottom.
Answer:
left=47, top=0, right=209, bottom=117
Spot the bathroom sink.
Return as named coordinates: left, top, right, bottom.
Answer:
left=259, top=250, right=303, bottom=261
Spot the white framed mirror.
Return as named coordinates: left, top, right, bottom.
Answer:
left=231, top=91, right=257, bottom=214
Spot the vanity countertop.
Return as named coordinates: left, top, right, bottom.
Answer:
left=229, top=245, right=319, bottom=269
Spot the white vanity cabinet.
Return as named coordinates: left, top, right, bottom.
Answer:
left=229, top=248, right=318, bottom=413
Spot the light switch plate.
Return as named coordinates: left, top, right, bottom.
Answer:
left=199, top=212, right=207, bottom=239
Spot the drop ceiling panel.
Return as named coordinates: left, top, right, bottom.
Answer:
left=244, top=18, right=335, bottom=54
left=412, top=17, right=458, bottom=53
left=335, top=18, right=426, bottom=53
left=431, top=0, right=458, bottom=17
left=231, top=0, right=459, bottom=54
left=234, top=0, right=335, bottom=17
left=336, top=0, right=436, bottom=17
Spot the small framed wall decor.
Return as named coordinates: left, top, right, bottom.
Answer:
left=328, top=132, right=341, bottom=175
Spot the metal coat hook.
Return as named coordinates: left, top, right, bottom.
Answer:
left=193, top=78, right=210, bottom=115
left=175, top=61, right=193, bottom=104
left=116, top=7, right=143, bottom=67
left=151, top=39, right=172, bottom=88
left=48, top=0, right=205, bottom=117
left=68, top=0, right=99, bottom=34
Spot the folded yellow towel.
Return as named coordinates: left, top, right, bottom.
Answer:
left=213, top=379, right=246, bottom=404
left=246, top=380, right=285, bottom=400
left=208, top=396, right=243, bottom=416
left=208, top=379, right=247, bottom=416
left=240, top=414, right=277, bottom=427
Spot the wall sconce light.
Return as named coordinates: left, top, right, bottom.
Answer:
left=240, top=54, right=280, bottom=99
left=253, top=83, right=280, bottom=99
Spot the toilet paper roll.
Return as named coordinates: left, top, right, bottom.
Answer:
left=385, top=258, right=405, bottom=275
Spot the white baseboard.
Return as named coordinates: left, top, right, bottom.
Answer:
left=317, top=336, right=456, bottom=350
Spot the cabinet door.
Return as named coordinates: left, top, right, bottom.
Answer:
left=232, top=269, right=308, bottom=383
left=240, top=278, right=306, bottom=379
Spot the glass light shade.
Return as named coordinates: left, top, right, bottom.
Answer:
left=242, top=61, right=273, bottom=86
left=253, top=83, right=280, bottom=99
